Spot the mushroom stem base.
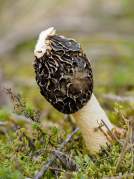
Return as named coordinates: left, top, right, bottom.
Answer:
left=72, top=94, right=114, bottom=154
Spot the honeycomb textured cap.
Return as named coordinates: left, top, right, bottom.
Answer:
left=34, top=32, right=93, bottom=114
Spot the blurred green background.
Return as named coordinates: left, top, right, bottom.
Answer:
left=0, top=1, right=134, bottom=178
left=0, top=0, right=133, bottom=109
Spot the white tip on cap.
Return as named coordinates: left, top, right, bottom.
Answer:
left=34, top=27, right=56, bottom=58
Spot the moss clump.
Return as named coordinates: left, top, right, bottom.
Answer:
left=0, top=90, right=133, bottom=178
left=0, top=167, right=24, bottom=179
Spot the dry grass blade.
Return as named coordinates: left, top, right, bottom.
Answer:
left=115, top=117, right=132, bottom=171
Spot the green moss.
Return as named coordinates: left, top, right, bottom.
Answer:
left=0, top=167, right=24, bottom=179
left=0, top=96, right=133, bottom=178
left=0, top=108, right=10, bottom=121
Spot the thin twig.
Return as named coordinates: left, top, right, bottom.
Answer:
left=49, top=167, right=65, bottom=172
left=96, top=120, right=113, bottom=143
left=115, top=119, right=131, bottom=171
left=34, top=127, right=79, bottom=179
left=96, top=120, right=119, bottom=143
left=52, top=150, right=79, bottom=171
left=101, top=120, right=118, bottom=142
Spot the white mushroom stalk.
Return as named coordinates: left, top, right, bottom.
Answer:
left=73, top=94, right=114, bottom=154
left=34, top=27, right=120, bottom=154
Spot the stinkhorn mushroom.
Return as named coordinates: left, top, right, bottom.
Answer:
left=33, top=27, right=122, bottom=154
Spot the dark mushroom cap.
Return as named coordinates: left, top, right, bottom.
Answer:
left=34, top=34, right=93, bottom=114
